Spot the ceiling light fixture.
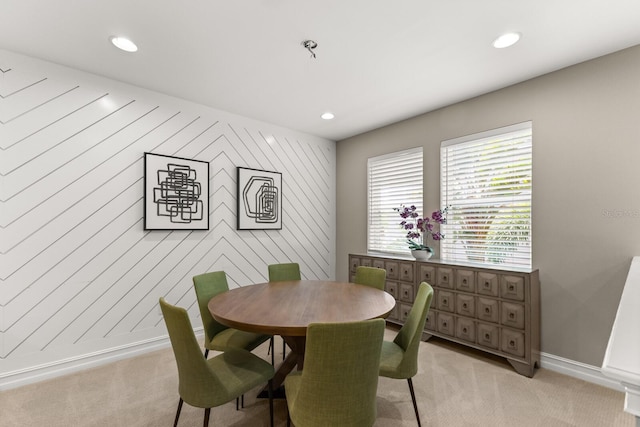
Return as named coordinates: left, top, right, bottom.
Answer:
left=302, top=40, right=318, bottom=58
left=321, top=112, right=335, bottom=120
left=110, top=36, right=138, bottom=52
left=492, top=32, right=521, bottom=49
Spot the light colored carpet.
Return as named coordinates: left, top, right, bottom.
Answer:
left=0, top=328, right=634, bottom=426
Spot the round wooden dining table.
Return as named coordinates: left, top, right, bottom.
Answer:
left=208, top=279, right=396, bottom=392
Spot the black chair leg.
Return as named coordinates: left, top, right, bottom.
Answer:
left=173, top=398, right=183, bottom=427
left=203, top=349, right=209, bottom=358
left=203, top=408, right=210, bottom=427
left=268, top=379, right=274, bottom=427
left=271, top=337, right=275, bottom=366
left=283, top=340, right=286, bottom=361
left=407, top=377, right=421, bottom=427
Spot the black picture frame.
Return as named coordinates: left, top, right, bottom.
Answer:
left=237, top=167, right=282, bottom=230
left=144, top=152, right=209, bottom=230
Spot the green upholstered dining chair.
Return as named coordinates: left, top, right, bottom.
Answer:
left=267, top=262, right=301, bottom=360
left=268, top=262, right=301, bottom=281
left=285, top=318, right=386, bottom=427
left=193, top=271, right=273, bottom=363
left=159, top=297, right=275, bottom=427
left=378, top=282, right=434, bottom=427
left=353, top=266, right=386, bottom=290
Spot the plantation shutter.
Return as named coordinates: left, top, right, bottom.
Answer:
left=368, top=147, right=423, bottom=254
left=440, top=122, right=532, bottom=268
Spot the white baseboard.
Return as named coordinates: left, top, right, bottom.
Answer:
left=0, top=334, right=624, bottom=393
left=0, top=336, right=172, bottom=391
left=540, top=351, right=625, bottom=392
left=0, top=329, right=208, bottom=392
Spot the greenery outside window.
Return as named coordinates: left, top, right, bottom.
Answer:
left=440, top=122, right=532, bottom=268
left=368, top=148, right=423, bottom=255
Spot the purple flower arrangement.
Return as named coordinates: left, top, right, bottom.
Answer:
left=393, top=204, right=448, bottom=252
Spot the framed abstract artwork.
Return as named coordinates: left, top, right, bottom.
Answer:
left=144, top=152, right=209, bottom=230
left=237, top=167, right=282, bottom=230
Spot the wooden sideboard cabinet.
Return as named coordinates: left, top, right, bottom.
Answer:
left=349, top=253, right=540, bottom=377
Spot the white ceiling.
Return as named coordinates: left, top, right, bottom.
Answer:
left=2, top=1, right=640, bottom=141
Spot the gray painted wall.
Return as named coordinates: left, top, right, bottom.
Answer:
left=336, top=44, right=640, bottom=367
left=0, top=49, right=335, bottom=386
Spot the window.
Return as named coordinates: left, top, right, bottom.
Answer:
left=368, top=148, right=423, bottom=254
left=440, top=122, right=532, bottom=268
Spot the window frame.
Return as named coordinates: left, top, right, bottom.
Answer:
left=367, top=147, right=423, bottom=255
left=440, top=121, right=533, bottom=268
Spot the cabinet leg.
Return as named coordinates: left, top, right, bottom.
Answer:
left=421, top=331, right=433, bottom=341
left=507, top=359, right=534, bottom=377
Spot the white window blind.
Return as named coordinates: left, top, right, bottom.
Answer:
left=440, top=122, right=532, bottom=268
left=368, top=148, right=423, bottom=255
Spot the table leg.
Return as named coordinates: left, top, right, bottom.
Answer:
left=259, top=335, right=306, bottom=398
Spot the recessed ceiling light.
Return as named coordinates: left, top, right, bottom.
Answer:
left=321, top=112, right=335, bottom=120
left=110, top=36, right=138, bottom=52
left=492, top=32, right=521, bottom=49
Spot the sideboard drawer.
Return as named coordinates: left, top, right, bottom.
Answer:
left=399, top=283, right=414, bottom=303
left=477, top=297, right=499, bottom=324
left=477, top=272, right=499, bottom=297
left=456, top=294, right=475, bottom=317
left=500, top=275, right=525, bottom=301
left=419, top=264, right=436, bottom=284
left=456, top=317, right=476, bottom=343
left=437, top=313, right=455, bottom=337
left=437, top=290, right=455, bottom=313
left=437, top=267, right=454, bottom=289
left=501, top=302, right=525, bottom=330
left=385, top=281, right=399, bottom=299
left=456, top=269, right=476, bottom=293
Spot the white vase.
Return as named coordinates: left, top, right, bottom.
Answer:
left=411, top=249, right=433, bottom=261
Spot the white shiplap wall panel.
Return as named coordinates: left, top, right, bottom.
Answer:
left=0, top=77, right=77, bottom=124
left=0, top=89, right=108, bottom=155
left=0, top=49, right=335, bottom=386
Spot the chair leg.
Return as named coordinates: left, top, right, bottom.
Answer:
left=236, top=397, right=239, bottom=410
left=271, top=337, right=275, bottom=366
left=268, top=379, right=274, bottom=427
left=283, top=339, right=286, bottom=361
left=407, top=377, right=421, bottom=427
left=203, top=348, right=209, bottom=358
left=173, top=398, right=183, bottom=427
left=203, top=408, right=210, bottom=427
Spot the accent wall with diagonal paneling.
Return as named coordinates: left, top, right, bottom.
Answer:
left=0, top=49, right=335, bottom=389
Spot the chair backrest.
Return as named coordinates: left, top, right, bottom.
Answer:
left=192, top=271, right=230, bottom=344
left=392, top=282, right=434, bottom=377
left=268, top=262, right=301, bottom=281
left=353, top=266, right=386, bottom=290
left=159, top=297, right=224, bottom=407
left=294, top=319, right=385, bottom=426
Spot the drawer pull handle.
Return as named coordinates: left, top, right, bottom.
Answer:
left=462, top=303, right=468, bottom=309
left=442, top=321, right=448, bottom=327
left=484, top=281, right=490, bottom=287
left=442, top=298, right=448, bottom=305
left=509, top=340, right=516, bottom=348
left=463, top=279, right=467, bottom=284
left=484, top=333, right=491, bottom=340
left=509, top=312, right=515, bottom=319
left=462, top=327, right=468, bottom=333
left=485, top=307, right=491, bottom=314
left=443, top=275, right=448, bottom=281
left=509, top=285, right=515, bottom=291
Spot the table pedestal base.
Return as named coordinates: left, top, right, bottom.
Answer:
left=258, top=336, right=305, bottom=399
